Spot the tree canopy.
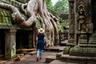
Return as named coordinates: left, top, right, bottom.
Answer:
left=54, top=0, right=69, bottom=14
left=46, top=0, right=69, bottom=16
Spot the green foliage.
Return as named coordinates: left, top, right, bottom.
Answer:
left=54, top=0, right=69, bottom=14
left=59, top=19, right=69, bottom=32
left=46, top=0, right=69, bottom=15
left=46, top=0, right=69, bottom=32
left=46, top=0, right=56, bottom=15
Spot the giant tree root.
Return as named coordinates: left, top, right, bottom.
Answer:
left=0, top=0, right=59, bottom=47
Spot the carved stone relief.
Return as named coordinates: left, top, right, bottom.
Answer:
left=68, top=0, right=75, bottom=44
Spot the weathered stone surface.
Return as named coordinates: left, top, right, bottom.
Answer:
left=68, top=0, right=75, bottom=45
left=65, top=0, right=93, bottom=55
left=62, top=0, right=96, bottom=64
left=0, top=8, right=12, bottom=26
left=69, top=46, right=96, bottom=56
left=89, top=33, right=96, bottom=45
left=5, top=29, right=17, bottom=59
left=63, top=46, right=71, bottom=54
left=49, top=60, right=76, bottom=64
left=45, top=56, right=56, bottom=63
left=58, top=54, right=96, bottom=63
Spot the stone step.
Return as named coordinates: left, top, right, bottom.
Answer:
left=27, top=51, right=36, bottom=55
left=45, top=46, right=65, bottom=52
left=0, top=61, right=14, bottom=64
left=49, top=59, right=96, bottom=64
left=79, top=44, right=96, bottom=47
left=66, top=43, right=75, bottom=46
left=45, top=48, right=60, bottom=52
left=49, top=60, right=64, bottom=64
left=56, top=52, right=63, bottom=59
left=17, top=48, right=35, bottom=52
left=58, top=54, right=96, bottom=62
left=45, top=55, right=56, bottom=63
left=60, top=40, right=68, bottom=46
left=16, top=48, right=35, bottom=54
left=49, top=60, right=78, bottom=64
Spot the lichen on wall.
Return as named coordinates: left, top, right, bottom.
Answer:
left=0, top=8, right=12, bottom=26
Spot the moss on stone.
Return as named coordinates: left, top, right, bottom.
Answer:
left=63, top=46, right=71, bottom=54
left=69, top=46, right=82, bottom=56
left=0, top=8, right=12, bottom=26
left=69, top=46, right=96, bottom=56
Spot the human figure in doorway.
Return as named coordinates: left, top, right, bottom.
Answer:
left=36, top=28, right=45, bottom=61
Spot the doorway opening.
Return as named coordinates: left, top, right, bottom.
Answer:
left=0, top=29, right=5, bottom=58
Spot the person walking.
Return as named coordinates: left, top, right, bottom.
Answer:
left=36, top=28, right=45, bottom=61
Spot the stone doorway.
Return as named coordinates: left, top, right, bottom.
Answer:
left=0, top=29, right=5, bottom=57
left=16, top=30, right=30, bottom=49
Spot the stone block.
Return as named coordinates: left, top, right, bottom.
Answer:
left=78, top=39, right=87, bottom=44
left=69, top=46, right=96, bottom=57
left=63, top=46, right=71, bottom=54
left=45, top=56, right=56, bottom=63
left=56, top=52, right=62, bottom=59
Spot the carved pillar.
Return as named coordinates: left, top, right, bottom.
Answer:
left=68, top=0, right=76, bottom=45
left=74, top=0, right=92, bottom=46
left=69, top=0, right=96, bottom=57
left=5, top=29, right=16, bottom=59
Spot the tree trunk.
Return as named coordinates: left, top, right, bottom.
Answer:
left=0, top=0, right=59, bottom=47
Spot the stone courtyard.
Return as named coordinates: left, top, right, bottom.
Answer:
left=0, top=45, right=65, bottom=64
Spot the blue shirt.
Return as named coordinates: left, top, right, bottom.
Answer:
left=37, top=33, right=45, bottom=50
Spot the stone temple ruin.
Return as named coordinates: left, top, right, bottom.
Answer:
left=56, top=0, right=96, bottom=63
left=68, top=0, right=96, bottom=57
left=0, top=0, right=96, bottom=63
left=0, top=0, right=37, bottom=59
left=0, top=0, right=59, bottom=59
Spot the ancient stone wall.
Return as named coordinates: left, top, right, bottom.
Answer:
left=75, top=0, right=92, bottom=45
left=68, top=0, right=92, bottom=45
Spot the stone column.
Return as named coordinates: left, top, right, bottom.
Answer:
left=68, top=0, right=76, bottom=46
left=5, top=29, right=17, bottom=59
left=69, top=0, right=96, bottom=57
left=74, top=0, right=92, bottom=45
